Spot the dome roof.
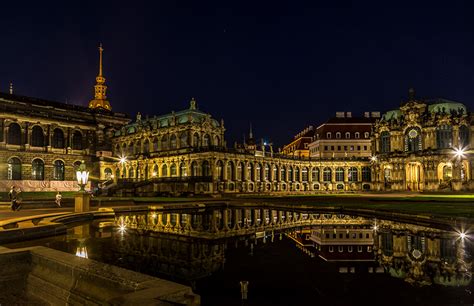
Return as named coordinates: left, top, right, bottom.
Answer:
left=427, top=99, right=467, bottom=115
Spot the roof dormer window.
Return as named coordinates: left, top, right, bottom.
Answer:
left=345, top=132, right=350, bottom=139
left=355, top=132, right=360, bottom=139
left=327, top=132, right=332, bottom=139
left=336, top=132, right=341, bottom=139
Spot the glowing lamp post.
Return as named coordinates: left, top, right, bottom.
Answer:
left=76, top=161, right=89, bottom=191
left=75, top=160, right=90, bottom=213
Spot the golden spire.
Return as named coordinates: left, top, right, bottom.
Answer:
left=89, top=43, right=112, bottom=111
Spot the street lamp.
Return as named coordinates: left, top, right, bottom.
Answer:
left=75, top=160, right=90, bottom=213
left=76, top=160, right=89, bottom=191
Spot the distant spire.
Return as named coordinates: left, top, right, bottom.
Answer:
left=89, top=43, right=112, bottom=111
left=98, top=43, right=103, bottom=77
left=9, top=82, right=13, bottom=95
left=249, top=122, right=253, bottom=139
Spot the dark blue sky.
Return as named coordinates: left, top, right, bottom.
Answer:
left=1, top=1, right=474, bottom=147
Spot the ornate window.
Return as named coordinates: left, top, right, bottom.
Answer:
left=170, top=163, right=177, bottom=176
left=264, top=164, right=270, bottom=181
left=202, top=161, right=211, bottom=177
left=170, top=134, right=177, bottom=149
left=191, top=161, right=198, bottom=176
left=380, top=131, right=390, bottom=153
left=161, top=135, right=168, bottom=150
left=227, top=161, right=234, bottom=180
left=72, top=131, right=83, bottom=150
left=295, top=167, right=300, bottom=181
left=436, top=125, right=453, bottom=149
left=256, top=163, right=261, bottom=181
left=326, top=132, right=332, bottom=139
left=272, top=165, right=278, bottom=181
left=7, top=158, right=21, bottom=180
left=323, top=167, right=332, bottom=182
left=248, top=163, right=254, bottom=181
left=193, top=133, right=199, bottom=147
left=364, top=132, right=370, bottom=139
left=355, top=132, right=360, bottom=139
left=180, top=132, right=188, bottom=147
left=336, top=132, right=341, bottom=139
left=162, top=164, right=168, bottom=177
left=8, top=123, right=21, bottom=145
left=53, top=160, right=65, bottom=181
left=348, top=167, right=358, bottom=182
left=153, top=137, right=159, bottom=151
left=214, top=135, right=220, bottom=146
left=238, top=162, right=244, bottom=180
left=203, top=134, right=211, bottom=147
left=216, top=161, right=223, bottom=180
left=335, top=167, right=344, bottom=182
left=405, top=127, right=422, bottom=152
left=312, top=167, right=320, bottom=182
left=31, top=126, right=44, bottom=147
left=143, top=139, right=150, bottom=153
left=459, top=125, right=470, bottom=148
left=280, top=166, right=286, bottom=182
left=345, top=132, right=350, bottom=139
left=362, top=166, right=371, bottom=182
left=180, top=162, right=187, bottom=177
left=288, top=166, right=293, bottom=182
left=52, top=128, right=65, bottom=148
left=32, top=159, right=44, bottom=180
left=302, top=167, right=308, bottom=182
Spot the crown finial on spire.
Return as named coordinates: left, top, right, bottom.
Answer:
left=9, top=82, right=13, bottom=95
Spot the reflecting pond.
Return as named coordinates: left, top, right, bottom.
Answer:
left=6, top=206, right=474, bottom=305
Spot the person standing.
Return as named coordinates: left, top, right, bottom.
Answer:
left=9, top=186, right=18, bottom=211
left=55, top=191, right=62, bottom=207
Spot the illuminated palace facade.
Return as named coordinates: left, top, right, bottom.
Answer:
left=104, top=99, right=373, bottom=195
left=0, top=46, right=129, bottom=192
left=372, top=89, right=473, bottom=192
left=103, top=89, right=473, bottom=195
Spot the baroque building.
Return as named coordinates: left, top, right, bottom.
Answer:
left=372, top=89, right=472, bottom=191
left=0, top=45, right=129, bottom=192
left=103, top=100, right=373, bottom=195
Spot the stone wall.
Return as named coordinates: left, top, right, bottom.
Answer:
left=0, top=246, right=199, bottom=305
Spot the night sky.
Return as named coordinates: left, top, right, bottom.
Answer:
left=1, top=1, right=474, bottom=147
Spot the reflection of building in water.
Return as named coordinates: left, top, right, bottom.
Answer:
left=375, top=220, right=472, bottom=286
left=115, top=208, right=371, bottom=240
left=111, top=230, right=225, bottom=282
left=309, top=223, right=375, bottom=261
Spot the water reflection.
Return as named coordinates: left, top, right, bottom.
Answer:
left=109, top=207, right=473, bottom=288
left=7, top=207, right=473, bottom=304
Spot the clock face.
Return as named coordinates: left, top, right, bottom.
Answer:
left=408, top=129, right=418, bottom=138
